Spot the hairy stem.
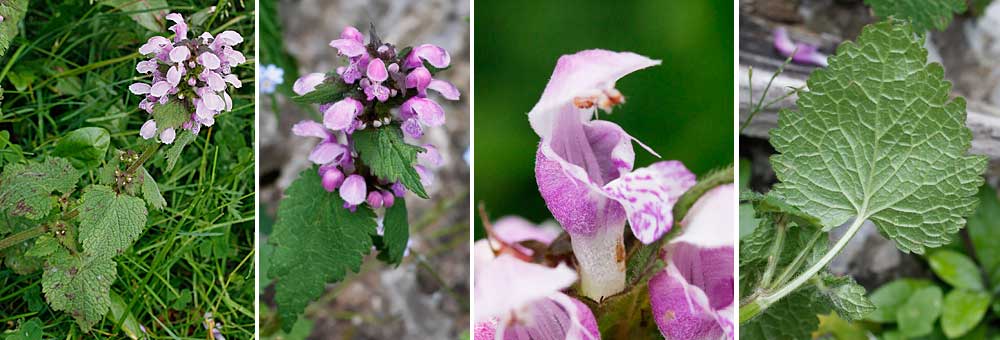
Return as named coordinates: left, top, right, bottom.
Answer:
left=770, top=229, right=823, bottom=289
left=758, top=216, right=787, bottom=288
left=0, top=225, right=47, bottom=252
left=126, top=143, right=161, bottom=174
left=741, top=217, right=866, bottom=322
left=672, top=165, right=734, bottom=222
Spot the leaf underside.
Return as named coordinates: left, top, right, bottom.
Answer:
left=165, top=130, right=197, bottom=172
left=268, top=167, right=378, bottom=331
left=377, top=198, right=409, bottom=265
left=0, top=0, right=28, bottom=57
left=769, top=20, right=985, bottom=254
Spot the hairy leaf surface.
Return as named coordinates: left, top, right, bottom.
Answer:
left=41, top=247, right=116, bottom=332
left=377, top=198, right=409, bottom=265
left=354, top=125, right=427, bottom=198
left=0, top=0, right=28, bottom=57
left=268, top=167, right=378, bottom=331
left=863, top=0, right=965, bottom=31
left=0, top=158, right=79, bottom=220
left=78, top=185, right=148, bottom=260
left=769, top=20, right=985, bottom=254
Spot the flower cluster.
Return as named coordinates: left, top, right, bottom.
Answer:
left=292, top=26, right=459, bottom=210
left=129, top=13, right=246, bottom=144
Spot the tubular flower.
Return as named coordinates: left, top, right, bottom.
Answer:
left=129, top=13, right=245, bottom=143
left=530, top=50, right=696, bottom=300
left=648, top=184, right=735, bottom=340
left=473, top=218, right=599, bottom=340
left=292, top=26, right=459, bottom=210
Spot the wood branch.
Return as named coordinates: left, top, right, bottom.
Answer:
left=739, top=65, right=1000, bottom=160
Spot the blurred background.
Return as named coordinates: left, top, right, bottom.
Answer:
left=258, top=0, right=469, bottom=339
left=474, top=0, right=735, bottom=237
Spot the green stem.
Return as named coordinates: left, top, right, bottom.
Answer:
left=742, top=217, right=867, bottom=322
left=758, top=216, right=787, bottom=288
left=739, top=46, right=798, bottom=134
left=770, top=229, right=823, bottom=289
left=126, top=143, right=161, bottom=174
left=0, top=225, right=47, bottom=252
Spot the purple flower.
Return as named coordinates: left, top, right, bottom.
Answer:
left=473, top=237, right=600, bottom=340
left=649, top=184, right=735, bottom=340
left=129, top=12, right=246, bottom=144
left=530, top=50, right=696, bottom=300
left=340, top=174, right=367, bottom=208
left=290, top=26, right=461, bottom=210
left=773, top=27, right=828, bottom=67
left=260, top=64, right=285, bottom=94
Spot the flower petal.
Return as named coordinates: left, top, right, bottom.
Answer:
left=603, top=160, right=696, bottom=244
left=341, top=26, right=364, bottom=43
left=150, top=81, right=172, bottom=97
left=160, top=128, right=176, bottom=144
left=293, top=73, right=325, bottom=95
left=129, top=83, right=151, bottom=95
left=139, top=120, right=157, bottom=139
left=405, top=67, right=432, bottom=95
left=309, top=142, right=347, bottom=165
left=199, top=52, right=221, bottom=70
left=329, top=38, right=367, bottom=58
left=366, top=58, right=388, bottom=82
left=291, top=120, right=330, bottom=139
left=498, top=294, right=601, bottom=340
left=169, top=46, right=191, bottom=63
left=491, top=216, right=561, bottom=256
left=649, top=243, right=734, bottom=340
left=474, top=253, right=577, bottom=322
left=528, top=50, right=659, bottom=140
left=166, top=65, right=183, bottom=86
left=138, top=36, right=170, bottom=55
left=675, top=184, right=736, bottom=249
left=214, top=30, right=244, bottom=46
left=428, top=79, right=460, bottom=100
left=340, top=174, right=367, bottom=205
left=403, top=97, right=445, bottom=127
left=406, top=44, right=451, bottom=69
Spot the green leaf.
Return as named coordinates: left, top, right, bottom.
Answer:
left=152, top=101, right=191, bottom=132
left=814, top=313, right=869, bottom=340
left=164, top=130, right=196, bottom=172
left=377, top=199, right=409, bottom=265
left=0, top=0, right=28, bottom=57
left=99, top=0, right=168, bottom=32
left=967, top=185, right=1000, bottom=292
left=41, top=248, right=116, bottom=332
left=867, top=279, right=933, bottom=322
left=25, top=235, right=63, bottom=259
left=896, top=286, right=942, bottom=338
left=3, top=317, right=43, bottom=340
left=822, top=275, right=876, bottom=321
left=268, top=167, right=377, bottom=331
left=927, top=250, right=985, bottom=291
left=940, top=289, right=991, bottom=338
left=741, top=286, right=830, bottom=340
left=78, top=185, right=148, bottom=260
left=353, top=125, right=428, bottom=198
left=109, top=291, right=145, bottom=340
left=1, top=240, right=43, bottom=275
left=863, top=0, right=966, bottom=31
left=139, top=166, right=166, bottom=210
left=738, top=203, right=759, bottom=239
left=53, top=127, right=111, bottom=170
left=0, top=157, right=80, bottom=220
left=285, top=315, right=316, bottom=340
left=769, top=20, right=986, bottom=254
left=291, top=81, right=347, bottom=104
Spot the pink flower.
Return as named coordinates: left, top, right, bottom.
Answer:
left=773, top=27, right=828, bottom=67
left=530, top=50, right=695, bottom=300
left=130, top=12, right=245, bottom=144
left=473, top=237, right=600, bottom=340
left=649, top=184, right=735, bottom=340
